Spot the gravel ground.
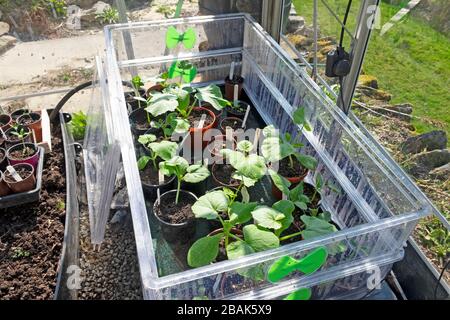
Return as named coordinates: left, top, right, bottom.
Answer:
left=78, top=208, right=142, bottom=300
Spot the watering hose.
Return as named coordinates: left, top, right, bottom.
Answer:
left=49, top=80, right=133, bottom=123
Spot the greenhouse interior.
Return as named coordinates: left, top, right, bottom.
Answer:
left=0, top=0, right=448, bottom=302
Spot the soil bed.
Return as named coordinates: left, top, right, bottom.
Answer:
left=0, top=127, right=66, bottom=299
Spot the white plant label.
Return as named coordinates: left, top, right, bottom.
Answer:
left=6, top=165, right=22, bottom=182
left=198, top=114, right=207, bottom=129
left=229, top=61, right=235, bottom=80
left=233, top=84, right=239, bottom=107
left=242, top=104, right=251, bottom=128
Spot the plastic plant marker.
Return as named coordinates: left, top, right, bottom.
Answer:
left=187, top=233, right=223, bottom=267
left=242, top=104, right=250, bottom=128
left=267, top=247, right=328, bottom=283
left=158, top=170, right=164, bottom=184
left=229, top=61, right=235, bottom=80
left=253, top=128, right=260, bottom=149
left=284, top=288, right=312, bottom=300
left=165, top=26, right=196, bottom=49
left=226, top=127, right=233, bottom=143
left=233, top=85, right=239, bottom=107
left=6, top=165, right=22, bottom=182
left=198, top=114, right=206, bottom=129
left=168, top=61, right=197, bottom=83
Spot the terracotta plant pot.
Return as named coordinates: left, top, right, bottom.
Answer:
left=271, top=169, right=309, bottom=200
left=4, top=163, right=36, bottom=193
left=0, top=114, right=12, bottom=131
left=0, top=147, right=7, bottom=171
left=153, top=190, right=198, bottom=244
left=4, top=125, right=32, bottom=148
left=146, top=84, right=164, bottom=96
left=219, top=116, right=246, bottom=133
left=0, top=170, right=11, bottom=196
left=6, top=143, right=40, bottom=170
left=10, top=108, right=30, bottom=122
left=224, top=75, right=244, bottom=101
left=17, top=112, right=42, bottom=143
left=201, top=102, right=223, bottom=128
left=189, top=107, right=216, bottom=150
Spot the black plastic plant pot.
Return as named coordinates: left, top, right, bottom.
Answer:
left=10, top=108, right=31, bottom=122
left=153, top=190, right=198, bottom=244
left=225, top=100, right=250, bottom=119
left=124, top=89, right=146, bottom=112
left=181, top=179, right=208, bottom=197
left=142, top=174, right=176, bottom=203
left=129, top=108, right=152, bottom=136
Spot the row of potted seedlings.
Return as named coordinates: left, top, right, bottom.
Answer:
left=124, top=26, right=341, bottom=277
left=0, top=109, right=43, bottom=197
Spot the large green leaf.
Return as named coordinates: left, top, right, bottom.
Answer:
left=146, top=92, right=178, bottom=117
left=293, top=106, right=306, bottom=126
left=261, top=136, right=296, bottom=163
left=226, top=239, right=254, bottom=260
left=268, top=169, right=291, bottom=196
left=194, top=85, right=229, bottom=111
left=187, top=234, right=223, bottom=267
left=159, top=156, right=189, bottom=177
left=236, top=140, right=254, bottom=153
left=272, top=200, right=295, bottom=236
left=234, top=154, right=267, bottom=181
left=231, top=173, right=257, bottom=187
left=301, top=215, right=337, bottom=240
left=137, top=134, right=157, bottom=146
left=148, top=140, right=178, bottom=161
left=251, top=206, right=285, bottom=230
left=229, top=202, right=258, bottom=224
left=262, top=125, right=278, bottom=138
left=243, top=225, right=279, bottom=252
left=191, top=191, right=229, bottom=220
left=295, top=153, right=318, bottom=170
left=183, top=164, right=210, bottom=183
left=137, top=156, right=150, bottom=170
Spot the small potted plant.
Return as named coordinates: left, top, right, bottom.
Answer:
left=17, top=111, right=42, bottom=143
left=137, top=134, right=178, bottom=201
left=261, top=107, right=318, bottom=199
left=6, top=142, right=40, bottom=169
left=219, top=116, right=245, bottom=133
left=4, top=125, right=32, bottom=148
left=224, top=100, right=250, bottom=119
left=0, top=114, right=12, bottom=131
left=125, top=75, right=146, bottom=111
left=3, top=163, right=36, bottom=193
left=154, top=156, right=210, bottom=243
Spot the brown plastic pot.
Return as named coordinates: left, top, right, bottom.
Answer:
left=0, top=114, right=12, bottom=131
left=17, top=112, right=42, bottom=143
left=189, top=107, right=216, bottom=149
left=219, top=116, right=246, bottom=133
left=0, top=171, right=11, bottom=196
left=224, top=75, right=244, bottom=101
left=146, top=84, right=164, bottom=96
left=4, top=163, right=36, bottom=194
left=202, top=102, right=223, bottom=128
left=271, top=169, right=309, bottom=200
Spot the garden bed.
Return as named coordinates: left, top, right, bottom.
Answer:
left=0, top=124, right=66, bottom=299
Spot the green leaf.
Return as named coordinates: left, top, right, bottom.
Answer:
left=294, top=201, right=308, bottom=211
left=237, top=140, right=253, bottom=153
left=234, top=154, right=267, bottom=181
left=191, top=191, right=229, bottom=220
left=159, top=156, right=189, bottom=177
left=138, top=134, right=157, bottom=146
left=232, top=173, right=257, bottom=187
left=293, top=106, right=306, bottom=125
left=146, top=92, right=178, bottom=117
left=241, top=186, right=250, bottom=203
left=262, top=125, right=278, bottom=138
left=315, top=173, right=323, bottom=190
left=187, top=234, right=223, bottom=267
left=268, top=169, right=291, bottom=196
left=137, top=156, right=150, bottom=170
left=251, top=206, right=285, bottom=230
left=183, top=164, right=210, bottom=183
left=194, top=85, right=229, bottom=111
left=172, top=117, right=190, bottom=133
left=229, top=202, right=258, bottom=224
left=226, top=240, right=254, bottom=260
left=148, top=140, right=178, bottom=161
left=318, top=211, right=332, bottom=222
left=301, top=215, right=337, bottom=240
left=284, top=288, right=312, bottom=300
left=243, top=224, right=279, bottom=252
left=272, top=200, right=295, bottom=236
left=295, top=154, right=318, bottom=170
left=261, top=136, right=296, bottom=163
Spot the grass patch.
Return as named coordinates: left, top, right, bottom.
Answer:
left=292, top=0, right=450, bottom=140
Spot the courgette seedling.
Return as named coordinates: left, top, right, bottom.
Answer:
left=159, top=156, right=210, bottom=203
left=261, top=107, right=318, bottom=172
left=137, top=134, right=178, bottom=171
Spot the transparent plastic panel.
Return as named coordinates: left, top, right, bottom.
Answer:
left=103, top=14, right=433, bottom=300
left=83, top=57, right=121, bottom=246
